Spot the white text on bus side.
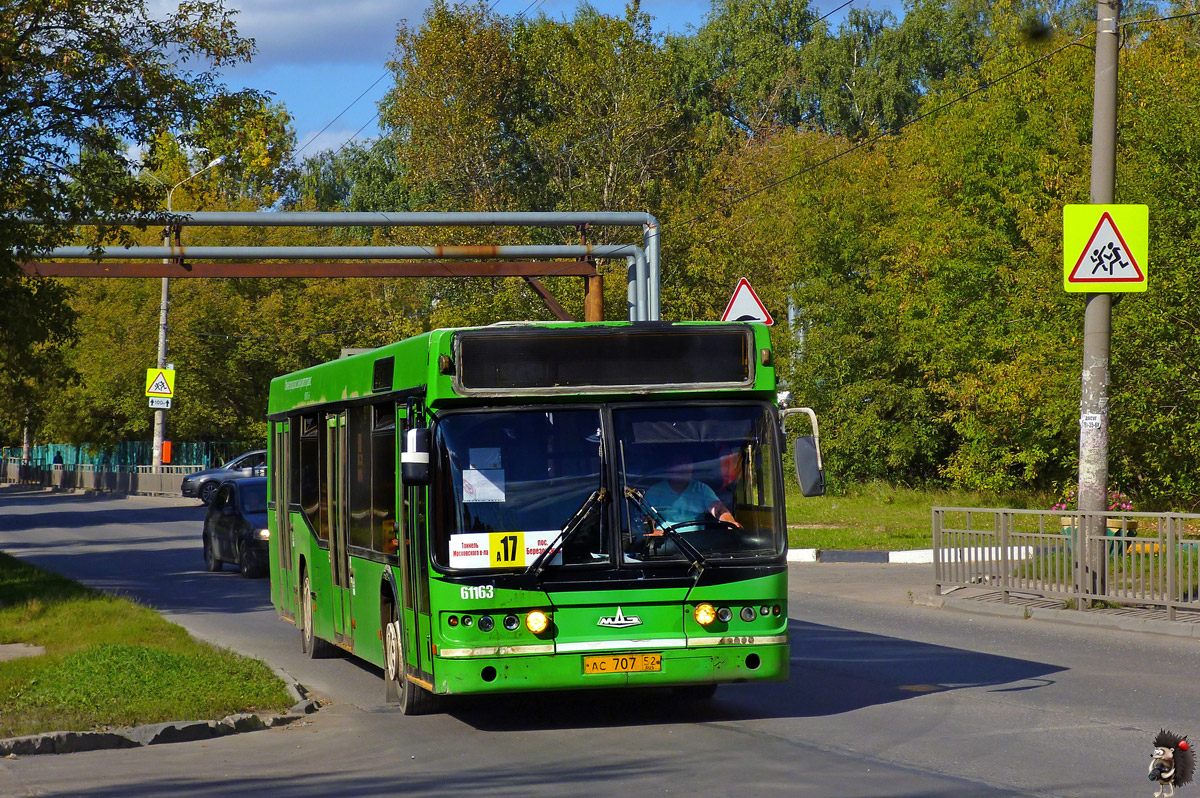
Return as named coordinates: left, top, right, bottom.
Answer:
left=460, top=585, right=495, bottom=600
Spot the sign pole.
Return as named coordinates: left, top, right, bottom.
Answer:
left=1078, top=0, right=1120, bottom=593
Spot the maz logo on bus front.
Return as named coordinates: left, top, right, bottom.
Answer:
left=597, top=607, right=642, bottom=628
left=460, top=585, right=495, bottom=600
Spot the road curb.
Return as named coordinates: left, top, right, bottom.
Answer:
left=787, top=548, right=934, bottom=564
left=916, top=592, right=1200, bottom=640
left=0, top=699, right=320, bottom=758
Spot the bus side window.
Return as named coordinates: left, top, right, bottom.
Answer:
left=299, top=413, right=322, bottom=538
left=372, top=401, right=396, bottom=555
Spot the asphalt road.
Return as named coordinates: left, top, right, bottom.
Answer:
left=0, top=485, right=1194, bottom=797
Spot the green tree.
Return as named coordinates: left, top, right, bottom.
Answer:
left=378, top=0, right=523, bottom=211
left=189, top=96, right=298, bottom=207
left=0, top=0, right=257, bottom=446
left=292, top=137, right=418, bottom=216
left=514, top=5, right=690, bottom=212
left=1108, top=19, right=1200, bottom=506
left=674, top=0, right=820, bottom=136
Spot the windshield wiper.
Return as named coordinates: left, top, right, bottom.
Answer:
left=525, top=488, right=608, bottom=581
left=622, top=486, right=707, bottom=576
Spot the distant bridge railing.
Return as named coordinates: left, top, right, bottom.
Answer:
left=933, top=507, right=1200, bottom=620
left=0, top=460, right=203, bottom=497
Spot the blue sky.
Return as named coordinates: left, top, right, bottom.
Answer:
left=207, top=0, right=903, bottom=161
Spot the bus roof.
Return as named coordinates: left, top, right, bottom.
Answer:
left=267, top=321, right=776, bottom=417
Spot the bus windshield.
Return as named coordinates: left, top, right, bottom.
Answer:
left=615, top=404, right=782, bottom=563
left=434, top=403, right=783, bottom=571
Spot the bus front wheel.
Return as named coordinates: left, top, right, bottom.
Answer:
left=384, top=606, right=436, bottom=715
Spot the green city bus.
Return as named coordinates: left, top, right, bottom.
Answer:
left=266, top=321, right=824, bottom=713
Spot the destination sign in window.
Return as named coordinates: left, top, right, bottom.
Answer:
left=454, top=326, right=754, bottom=394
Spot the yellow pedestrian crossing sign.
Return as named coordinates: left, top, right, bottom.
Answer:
left=145, top=368, right=175, bottom=398
left=1064, top=204, right=1148, bottom=292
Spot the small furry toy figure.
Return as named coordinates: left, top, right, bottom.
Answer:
left=1150, top=729, right=1195, bottom=798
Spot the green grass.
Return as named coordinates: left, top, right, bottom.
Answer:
left=785, top=482, right=1050, bottom=551
left=0, top=552, right=291, bottom=738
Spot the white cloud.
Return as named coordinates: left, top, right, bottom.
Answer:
left=296, top=127, right=368, bottom=156
left=153, top=0, right=430, bottom=69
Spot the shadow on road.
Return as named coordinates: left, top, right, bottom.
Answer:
left=8, top=761, right=1018, bottom=798
left=0, top=483, right=202, bottom=507
left=0, top=488, right=269, bottom=616
left=0, top=487, right=1065, bottom=739
left=0, top=495, right=202, bottom=535
left=441, top=617, right=1064, bottom=731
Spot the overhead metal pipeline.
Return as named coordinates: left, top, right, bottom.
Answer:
left=26, top=211, right=662, bottom=320
left=43, top=243, right=652, bottom=322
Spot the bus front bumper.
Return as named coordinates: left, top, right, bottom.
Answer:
left=430, top=641, right=788, bottom=695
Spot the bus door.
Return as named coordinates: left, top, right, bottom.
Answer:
left=397, top=405, right=430, bottom=681
left=272, top=421, right=296, bottom=618
left=326, top=412, right=353, bottom=646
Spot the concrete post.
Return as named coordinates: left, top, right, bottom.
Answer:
left=1078, top=0, right=1121, bottom=594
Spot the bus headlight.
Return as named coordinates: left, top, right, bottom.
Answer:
left=694, top=603, right=717, bottom=626
left=256, top=528, right=270, bottom=540
left=526, top=610, right=550, bottom=634
left=716, top=606, right=733, bottom=623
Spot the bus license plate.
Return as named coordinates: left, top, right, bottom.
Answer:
left=582, top=653, right=662, bottom=674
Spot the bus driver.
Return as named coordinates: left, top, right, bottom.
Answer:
left=643, top=450, right=741, bottom=536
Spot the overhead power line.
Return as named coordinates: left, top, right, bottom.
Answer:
left=294, top=70, right=390, bottom=159
left=325, top=0, right=557, bottom=156
left=671, top=29, right=1097, bottom=231
left=393, top=0, right=859, bottom=215
left=671, top=7, right=1200, bottom=231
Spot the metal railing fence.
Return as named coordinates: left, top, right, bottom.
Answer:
left=0, top=460, right=204, bottom=497
left=934, top=507, right=1200, bottom=620
left=2, top=441, right=256, bottom=470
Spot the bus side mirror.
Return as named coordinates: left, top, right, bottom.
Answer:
left=782, top=407, right=825, bottom=497
left=401, top=427, right=432, bottom=486
left=793, top=436, right=825, bottom=497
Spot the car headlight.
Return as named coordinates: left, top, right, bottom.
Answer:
left=256, top=528, right=270, bottom=540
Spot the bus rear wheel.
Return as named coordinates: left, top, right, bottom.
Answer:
left=384, top=606, right=436, bottom=715
left=300, top=571, right=334, bottom=659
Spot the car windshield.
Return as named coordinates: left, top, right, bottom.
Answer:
left=435, top=409, right=606, bottom=570
left=614, top=404, right=783, bottom=563
left=240, top=483, right=268, bottom=514
left=227, top=452, right=264, bottom=469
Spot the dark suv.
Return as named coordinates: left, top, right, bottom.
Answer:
left=181, top=449, right=267, bottom=505
left=202, top=477, right=270, bottom=578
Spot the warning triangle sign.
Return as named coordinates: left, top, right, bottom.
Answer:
left=721, top=278, right=774, bottom=325
left=1067, top=212, right=1145, bottom=284
left=147, top=371, right=172, bottom=397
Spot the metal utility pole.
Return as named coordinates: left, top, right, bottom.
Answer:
left=152, top=156, right=226, bottom=472
left=1078, top=0, right=1120, bottom=588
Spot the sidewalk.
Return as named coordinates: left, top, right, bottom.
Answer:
left=790, top=558, right=1200, bottom=640
left=787, top=547, right=933, bottom=564
left=789, top=561, right=933, bottom=608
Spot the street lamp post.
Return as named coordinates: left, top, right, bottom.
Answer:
left=151, top=155, right=226, bottom=472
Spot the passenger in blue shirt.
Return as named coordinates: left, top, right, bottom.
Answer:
left=643, top=451, right=740, bottom=535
